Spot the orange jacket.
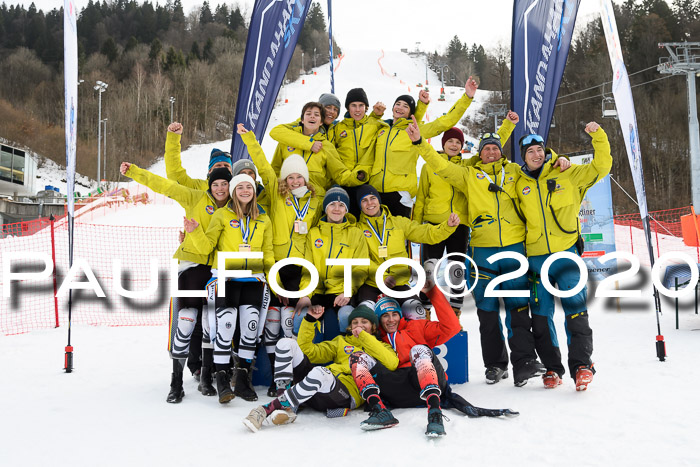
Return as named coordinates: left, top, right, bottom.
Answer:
left=378, top=286, right=460, bottom=368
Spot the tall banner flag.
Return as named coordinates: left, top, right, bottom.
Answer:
left=230, top=0, right=312, bottom=161
left=599, top=0, right=665, bottom=360
left=328, top=0, right=335, bottom=93
left=511, top=0, right=581, bottom=163
left=63, top=0, right=79, bottom=372
left=64, top=0, right=78, bottom=219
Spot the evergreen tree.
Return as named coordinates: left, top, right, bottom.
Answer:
left=101, top=37, right=119, bottom=62
left=172, top=0, right=185, bottom=23
left=203, top=37, right=215, bottom=62
left=190, top=41, right=201, bottom=60
left=125, top=36, right=138, bottom=53
left=149, top=37, right=162, bottom=61
left=214, top=4, right=229, bottom=25
left=200, top=1, right=213, bottom=25
left=229, top=6, right=244, bottom=31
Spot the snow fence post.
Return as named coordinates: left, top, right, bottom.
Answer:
left=49, top=215, right=59, bottom=328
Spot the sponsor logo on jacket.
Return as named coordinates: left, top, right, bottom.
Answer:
left=343, top=345, right=355, bottom=354
left=363, top=230, right=372, bottom=238
left=339, top=130, right=348, bottom=138
left=522, top=186, right=531, bottom=195
left=287, top=146, right=295, bottom=152
left=206, top=205, right=215, bottom=214
left=230, top=219, right=240, bottom=228
left=314, top=238, right=323, bottom=248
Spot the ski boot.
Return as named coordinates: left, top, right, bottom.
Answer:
left=485, top=367, right=508, bottom=384
left=197, top=366, right=217, bottom=396
left=215, top=369, right=235, bottom=403
left=425, top=407, right=447, bottom=438
left=513, top=359, right=546, bottom=387
left=575, top=365, right=594, bottom=391
left=360, top=407, right=399, bottom=431
left=543, top=371, right=563, bottom=389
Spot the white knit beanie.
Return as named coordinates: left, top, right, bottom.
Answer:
left=229, top=174, right=257, bottom=197
left=280, top=154, right=309, bottom=182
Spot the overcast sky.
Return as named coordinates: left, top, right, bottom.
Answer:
left=14, top=0, right=605, bottom=53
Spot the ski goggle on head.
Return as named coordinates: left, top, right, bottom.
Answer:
left=519, top=134, right=545, bottom=147
left=481, top=132, right=501, bottom=140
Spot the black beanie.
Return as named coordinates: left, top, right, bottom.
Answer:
left=345, top=88, right=369, bottom=109
left=394, top=94, right=416, bottom=116
left=208, top=167, right=232, bottom=190
left=356, top=184, right=381, bottom=207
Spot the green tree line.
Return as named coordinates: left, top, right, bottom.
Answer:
left=0, top=0, right=336, bottom=181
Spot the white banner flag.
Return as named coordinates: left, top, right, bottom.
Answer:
left=599, top=0, right=648, bottom=218
left=64, top=0, right=78, bottom=217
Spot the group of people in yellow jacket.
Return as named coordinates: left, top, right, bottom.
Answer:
left=120, top=79, right=612, bottom=435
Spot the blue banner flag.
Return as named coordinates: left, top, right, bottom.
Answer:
left=230, top=0, right=312, bottom=161
left=510, top=0, right=581, bottom=163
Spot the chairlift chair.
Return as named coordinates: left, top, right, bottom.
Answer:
left=602, top=97, right=618, bottom=118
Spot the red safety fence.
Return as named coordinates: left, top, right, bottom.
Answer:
left=613, top=206, right=700, bottom=265
left=1, top=184, right=179, bottom=335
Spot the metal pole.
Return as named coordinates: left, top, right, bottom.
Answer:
left=302, top=52, right=304, bottom=73
left=687, top=72, right=700, bottom=208
left=494, top=114, right=497, bottom=132
left=314, top=47, right=317, bottom=68
left=96, top=90, right=101, bottom=183
left=103, top=119, right=107, bottom=181
left=327, top=0, right=334, bottom=93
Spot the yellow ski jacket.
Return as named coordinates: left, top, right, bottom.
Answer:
left=242, top=130, right=322, bottom=261
left=298, top=315, right=398, bottom=408
left=125, top=163, right=222, bottom=266
left=187, top=203, right=274, bottom=277
left=517, top=128, right=612, bottom=256
left=359, top=206, right=456, bottom=287
left=368, top=94, right=473, bottom=196
left=298, top=216, right=369, bottom=298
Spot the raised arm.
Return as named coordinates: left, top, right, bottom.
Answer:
left=122, top=162, right=198, bottom=206
left=239, top=125, right=279, bottom=192
left=163, top=123, right=206, bottom=190
left=420, top=77, right=478, bottom=138
left=406, top=117, right=471, bottom=194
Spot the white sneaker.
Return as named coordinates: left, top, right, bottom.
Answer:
left=270, top=409, right=297, bottom=426
left=243, top=406, right=267, bottom=433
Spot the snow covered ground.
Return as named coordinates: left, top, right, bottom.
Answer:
left=3, top=49, right=700, bottom=466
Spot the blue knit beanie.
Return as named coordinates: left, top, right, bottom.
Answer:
left=209, top=148, right=232, bottom=171
left=375, top=296, right=402, bottom=319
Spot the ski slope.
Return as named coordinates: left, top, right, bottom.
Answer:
left=2, top=49, right=700, bottom=467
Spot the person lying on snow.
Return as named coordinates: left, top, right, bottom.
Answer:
left=351, top=278, right=519, bottom=437
left=242, top=305, right=398, bottom=432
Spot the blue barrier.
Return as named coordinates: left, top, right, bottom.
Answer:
left=433, top=330, right=469, bottom=384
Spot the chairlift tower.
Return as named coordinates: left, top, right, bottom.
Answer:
left=658, top=42, right=700, bottom=208
left=484, top=104, right=507, bottom=132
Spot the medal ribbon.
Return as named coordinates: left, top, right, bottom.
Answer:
left=366, top=214, right=387, bottom=246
